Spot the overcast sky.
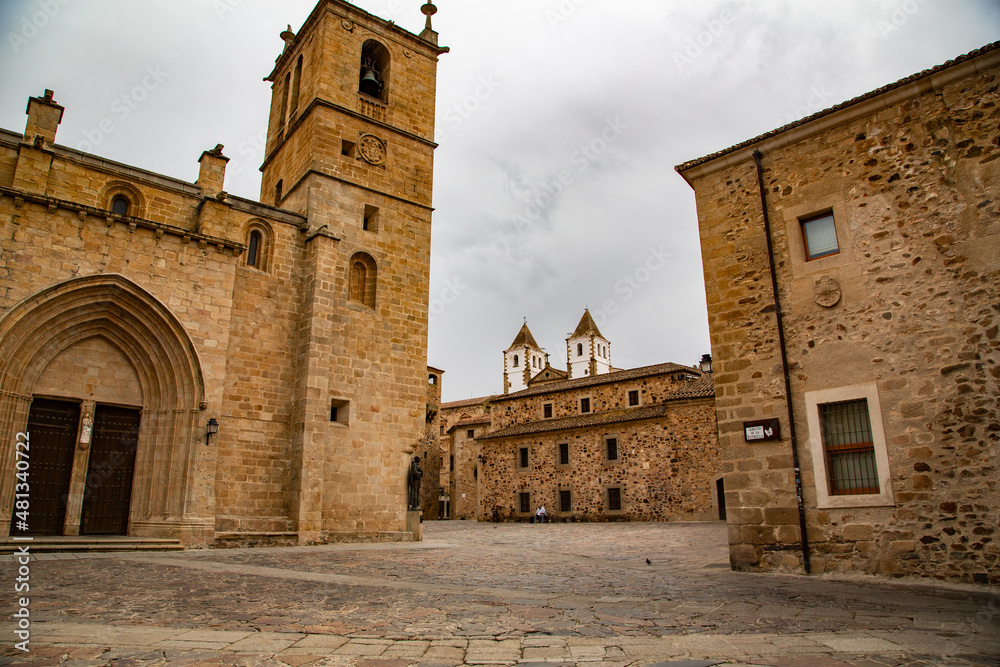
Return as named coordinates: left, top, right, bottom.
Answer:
left=1, top=1, right=997, bottom=402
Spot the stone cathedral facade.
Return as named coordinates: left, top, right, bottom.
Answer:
left=0, top=1, right=447, bottom=547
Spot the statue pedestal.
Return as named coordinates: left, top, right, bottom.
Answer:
left=406, top=510, right=423, bottom=541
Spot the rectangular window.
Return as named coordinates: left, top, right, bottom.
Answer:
left=450, top=455, right=454, bottom=471
left=519, top=447, right=529, bottom=469
left=519, top=492, right=531, bottom=514
left=628, top=390, right=639, bottom=407
left=363, top=204, right=379, bottom=232
left=559, top=442, right=570, bottom=465
left=559, top=489, right=572, bottom=512
left=820, top=399, right=878, bottom=495
left=543, top=403, right=553, bottom=419
left=606, top=437, right=619, bottom=461
left=342, top=139, right=356, bottom=158
left=580, top=398, right=591, bottom=414
left=467, top=429, right=475, bottom=439
left=607, top=487, right=622, bottom=511
left=330, top=398, right=349, bottom=426
left=802, top=212, right=839, bottom=260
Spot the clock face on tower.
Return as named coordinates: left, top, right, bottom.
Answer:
left=359, top=134, right=387, bottom=165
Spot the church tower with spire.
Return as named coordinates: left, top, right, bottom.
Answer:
left=503, top=322, right=545, bottom=394
left=566, top=309, right=612, bottom=378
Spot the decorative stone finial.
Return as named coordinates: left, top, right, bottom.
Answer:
left=420, top=2, right=437, bottom=31
left=280, top=24, right=295, bottom=52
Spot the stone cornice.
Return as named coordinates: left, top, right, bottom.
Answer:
left=0, top=186, right=245, bottom=253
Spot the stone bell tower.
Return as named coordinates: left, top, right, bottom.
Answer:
left=260, top=1, right=448, bottom=542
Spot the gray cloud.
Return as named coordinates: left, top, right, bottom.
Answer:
left=2, top=0, right=997, bottom=401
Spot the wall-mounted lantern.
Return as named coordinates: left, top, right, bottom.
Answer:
left=699, top=353, right=713, bottom=374
left=205, top=418, right=219, bottom=445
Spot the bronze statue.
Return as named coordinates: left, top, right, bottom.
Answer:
left=407, top=456, right=423, bottom=510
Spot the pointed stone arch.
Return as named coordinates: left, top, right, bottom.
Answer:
left=0, top=274, right=210, bottom=542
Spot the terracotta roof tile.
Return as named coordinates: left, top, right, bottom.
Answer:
left=441, top=396, right=496, bottom=410
left=491, top=362, right=701, bottom=402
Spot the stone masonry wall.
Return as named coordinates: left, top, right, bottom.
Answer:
left=491, top=371, right=698, bottom=431
left=479, top=400, right=719, bottom=522
left=682, top=52, right=999, bottom=584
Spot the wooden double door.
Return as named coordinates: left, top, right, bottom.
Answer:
left=11, top=398, right=141, bottom=536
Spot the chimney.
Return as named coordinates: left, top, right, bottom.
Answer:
left=24, top=89, right=64, bottom=146
left=197, top=144, right=229, bottom=197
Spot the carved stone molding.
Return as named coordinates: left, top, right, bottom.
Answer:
left=358, top=134, right=387, bottom=165
left=814, top=276, right=842, bottom=308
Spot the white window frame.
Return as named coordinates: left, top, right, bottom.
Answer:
left=805, top=383, right=894, bottom=509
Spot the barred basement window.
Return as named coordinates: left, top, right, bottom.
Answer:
left=607, top=487, right=622, bottom=511
left=559, top=489, right=572, bottom=512
left=820, top=399, right=879, bottom=495
left=519, top=492, right=531, bottom=514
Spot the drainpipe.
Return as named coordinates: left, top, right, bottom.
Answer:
left=752, top=149, right=811, bottom=574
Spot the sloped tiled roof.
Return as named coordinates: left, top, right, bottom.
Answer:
left=447, top=416, right=493, bottom=433
left=491, top=362, right=700, bottom=402
left=441, top=396, right=495, bottom=410
left=570, top=309, right=604, bottom=339
left=529, top=364, right=568, bottom=385
left=507, top=322, right=540, bottom=350
left=675, top=41, right=1000, bottom=173
left=479, top=374, right=715, bottom=441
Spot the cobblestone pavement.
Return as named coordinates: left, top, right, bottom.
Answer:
left=1, top=521, right=998, bottom=666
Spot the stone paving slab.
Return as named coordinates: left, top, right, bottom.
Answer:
left=1, top=522, right=998, bottom=666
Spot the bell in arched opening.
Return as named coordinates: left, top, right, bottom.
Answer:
left=359, top=57, right=383, bottom=98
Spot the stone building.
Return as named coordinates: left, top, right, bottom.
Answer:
left=0, top=1, right=448, bottom=547
left=440, top=315, right=721, bottom=523
left=438, top=396, right=493, bottom=520
left=676, top=43, right=999, bottom=584
left=417, top=367, right=445, bottom=519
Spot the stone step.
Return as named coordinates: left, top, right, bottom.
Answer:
left=0, top=536, right=184, bottom=554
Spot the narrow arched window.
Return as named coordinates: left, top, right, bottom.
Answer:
left=513, top=355, right=519, bottom=368
left=348, top=252, right=377, bottom=308
left=243, top=222, right=273, bottom=272
left=349, top=262, right=366, bottom=302
left=289, top=54, right=303, bottom=118
left=247, top=231, right=261, bottom=267
left=577, top=343, right=583, bottom=356
left=111, top=195, right=130, bottom=216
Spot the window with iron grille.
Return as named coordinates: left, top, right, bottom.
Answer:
left=819, top=399, right=878, bottom=495
left=606, top=437, right=619, bottom=462
left=559, top=489, right=571, bottom=512
left=558, top=442, right=570, bottom=465
left=519, top=492, right=531, bottom=514
left=607, top=487, right=622, bottom=511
